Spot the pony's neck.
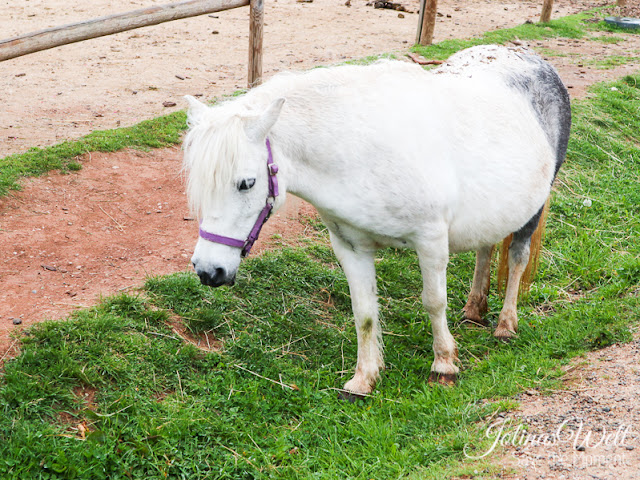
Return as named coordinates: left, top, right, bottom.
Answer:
left=268, top=126, right=318, bottom=205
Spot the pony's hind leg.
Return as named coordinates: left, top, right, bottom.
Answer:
left=494, top=206, right=544, bottom=340
left=462, top=245, right=494, bottom=327
left=417, top=232, right=459, bottom=385
left=494, top=239, right=529, bottom=340
left=328, top=231, right=383, bottom=397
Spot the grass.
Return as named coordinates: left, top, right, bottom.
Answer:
left=410, top=9, right=635, bottom=61
left=536, top=47, right=572, bottom=58
left=584, top=54, right=640, bottom=69
left=0, top=112, right=186, bottom=196
left=1, top=7, right=640, bottom=479
left=588, top=34, right=626, bottom=44
left=0, top=63, right=639, bottom=479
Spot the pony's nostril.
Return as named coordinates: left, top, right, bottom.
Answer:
left=196, top=267, right=229, bottom=288
left=196, top=270, right=210, bottom=285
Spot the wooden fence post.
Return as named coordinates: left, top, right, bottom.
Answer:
left=248, top=0, right=264, bottom=88
left=415, top=0, right=426, bottom=44
left=416, top=0, right=438, bottom=45
left=540, top=0, right=553, bottom=23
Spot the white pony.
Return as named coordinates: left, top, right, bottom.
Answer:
left=183, top=45, right=571, bottom=398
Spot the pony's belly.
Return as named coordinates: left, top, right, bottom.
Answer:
left=447, top=193, right=549, bottom=253
left=445, top=147, right=555, bottom=253
left=448, top=230, right=506, bottom=254
left=320, top=211, right=414, bottom=251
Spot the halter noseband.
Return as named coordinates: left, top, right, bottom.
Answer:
left=198, top=138, right=279, bottom=257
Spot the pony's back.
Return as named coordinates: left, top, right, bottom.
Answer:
left=436, top=45, right=571, bottom=174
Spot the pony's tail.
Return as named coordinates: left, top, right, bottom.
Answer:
left=497, top=198, right=550, bottom=295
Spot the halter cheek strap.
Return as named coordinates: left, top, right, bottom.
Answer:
left=198, top=138, right=279, bottom=257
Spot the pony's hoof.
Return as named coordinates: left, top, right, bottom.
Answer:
left=337, top=390, right=367, bottom=403
left=428, top=371, right=457, bottom=386
left=494, top=330, right=517, bottom=343
left=462, top=294, right=489, bottom=327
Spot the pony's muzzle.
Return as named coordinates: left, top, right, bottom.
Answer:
left=195, top=266, right=235, bottom=287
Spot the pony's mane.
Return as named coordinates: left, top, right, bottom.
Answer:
left=242, top=59, right=422, bottom=104
left=183, top=106, right=251, bottom=217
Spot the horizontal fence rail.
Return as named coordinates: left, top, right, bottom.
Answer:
left=1, top=0, right=263, bottom=86
left=0, top=0, right=249, bottom=62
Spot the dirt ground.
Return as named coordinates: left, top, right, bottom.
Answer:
left=1, top=0, right=607, bottom=157
left=616, top=3, right=640, bottom=17
left=1, top=0, right=640, bottom=477
left=476, top=335, right=640, bottom=480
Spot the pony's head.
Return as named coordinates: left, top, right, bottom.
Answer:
left=183, top=95, right=286, bottom=287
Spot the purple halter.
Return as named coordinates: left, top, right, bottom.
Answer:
left=198, top=138, right=279, bottom=257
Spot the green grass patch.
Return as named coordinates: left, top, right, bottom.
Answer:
left=412, top=11, right=597, bottom=61
left=588, top=34, right=627, bottom=44
left=344, top=53, right=397, bottom=65
left=1, top=70, right=639, bottom=478
left=0, top=112, right=186, bottom=196
left=412, top=10, right=640, bottom=63
left=584, top=54, right=640, bottom=69
left=537, top=47, right=572, bottom=58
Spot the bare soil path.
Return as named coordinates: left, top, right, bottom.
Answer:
left=1, top=1, right=640, bottom=477
left=460, top=335, right=640, bottom=480
left=1, top=0, right=605, bottom=157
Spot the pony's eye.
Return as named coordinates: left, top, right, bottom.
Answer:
left=238, top=178, right=256, bottom=191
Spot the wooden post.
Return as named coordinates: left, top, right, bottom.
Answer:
left=0, top=0, right=249, bottom=62
left=415, top=0, right=426, bottom=44
left=248, top=0, right=264, bottom=88
left=540, top=0, right=553, bottom=23
left=416, top=0, right=438, bottom=46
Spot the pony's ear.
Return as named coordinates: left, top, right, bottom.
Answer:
left=184, top=95, right=209, bottom=127
left=245, top=98, right=285, bottom=141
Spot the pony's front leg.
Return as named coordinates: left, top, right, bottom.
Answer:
left=462, top=245, right=495, bottom=326
left=417, top=235, right=459, bottom=385
left=329, top=232, right=383, bottom=396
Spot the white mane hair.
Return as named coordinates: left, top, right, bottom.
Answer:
left=240, top=59, right=423, bottom=105
left=183, top=60, right=426, bottom=217
left=183, top=103, right=252, bottom=217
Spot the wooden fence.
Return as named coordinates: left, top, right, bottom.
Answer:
left=4, top=0, right=614, bottom=82
left=0, top=0, right=264, bottom=87
left=417, top=0, right=563, bottom=45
